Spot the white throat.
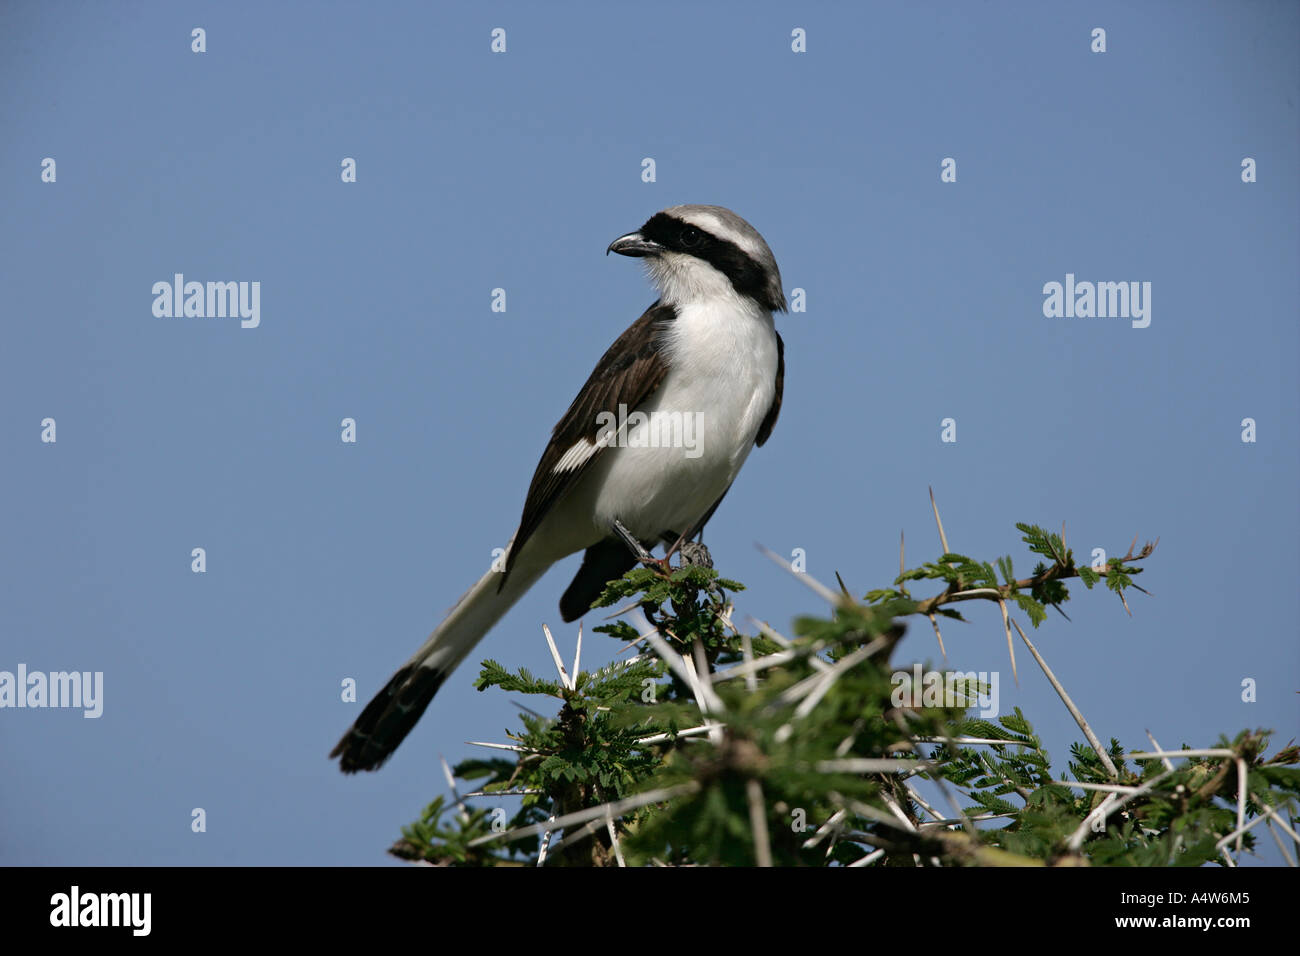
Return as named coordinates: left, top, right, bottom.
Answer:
left=645, top=252, right=745, bottom=310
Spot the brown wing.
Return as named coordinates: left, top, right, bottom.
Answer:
left=755, top=330, right=784, bottom=447
left=503, top=301, right=676, bottom=578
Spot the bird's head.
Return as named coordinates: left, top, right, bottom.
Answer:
left=607, top=205, right=786, bottom=313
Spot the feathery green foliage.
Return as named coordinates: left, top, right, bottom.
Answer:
left=393, top=521, right=1297, bottom=867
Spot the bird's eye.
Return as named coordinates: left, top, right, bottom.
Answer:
left=680, top=226, right=703, bottom=248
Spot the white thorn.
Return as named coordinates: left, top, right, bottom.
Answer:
left=542, top=623, right=574, bottom=691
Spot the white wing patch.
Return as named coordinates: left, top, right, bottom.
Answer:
left=552, top=437, right=601, bottom=474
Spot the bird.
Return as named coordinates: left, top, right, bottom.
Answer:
left=331, top=204, right=786, bottom=772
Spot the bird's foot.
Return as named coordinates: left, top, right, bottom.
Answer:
left=660, top=529, right=712, bottom=569
left=677, top=540, right=713, bottom=568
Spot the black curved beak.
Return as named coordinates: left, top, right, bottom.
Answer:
left=606, top=231, right=664, bottom=257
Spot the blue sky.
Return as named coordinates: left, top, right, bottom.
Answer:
left=2, top=1, right=1296, bottom=865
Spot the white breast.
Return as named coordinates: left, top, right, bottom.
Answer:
left=586, top=296, right=779, bottom=541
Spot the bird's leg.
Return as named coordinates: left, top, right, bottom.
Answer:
left=611, top=518, right=665, bottom=569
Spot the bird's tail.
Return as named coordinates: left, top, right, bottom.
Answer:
left=331, top=558, right=549, bottom=773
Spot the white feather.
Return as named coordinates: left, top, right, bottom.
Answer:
left=552, top=438, right=599, bottom=474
